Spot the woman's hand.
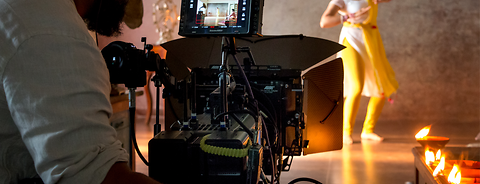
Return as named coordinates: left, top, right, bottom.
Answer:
left=345, top=6, right=371, bottom=23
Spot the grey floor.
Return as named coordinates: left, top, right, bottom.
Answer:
left=134, top=115, right=480, bottom=184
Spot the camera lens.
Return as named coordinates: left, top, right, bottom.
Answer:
left=108, top=56, right=121, bottom=69
left=102, top=42, right=129, bottom=70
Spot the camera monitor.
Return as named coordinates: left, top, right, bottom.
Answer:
left=179, top=0, right=263, bottom=36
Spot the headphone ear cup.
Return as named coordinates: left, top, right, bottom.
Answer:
left=123, top=0, right=143, bottom=29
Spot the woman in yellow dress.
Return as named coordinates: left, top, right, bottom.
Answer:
left=320, top=0, right=398, bottom=144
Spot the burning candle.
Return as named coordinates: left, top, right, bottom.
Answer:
left=425, top=149, right=435, bottom=165
left=446, top=160, right=480, bottom=178
left=435, top=149, right=441, bottom=161
left=432, top=155, right=445, bottom=176
left=415, top=125, right=450, bottom=150
left=416, top=125, right=432, bottom=139
left=448, top=164, right=461, bottom=184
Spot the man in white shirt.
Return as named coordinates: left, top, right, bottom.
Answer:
left=0, top=0, right=160, bottom=183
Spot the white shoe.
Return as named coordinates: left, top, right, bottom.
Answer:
left=361, top=133, right=384, bottom=141
left=343, top=135, right=353, bottom=144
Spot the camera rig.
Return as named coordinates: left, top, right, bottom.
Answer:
left=149, top=37, right=306, bottom=184
left=102, top=34, right=345, bottom=184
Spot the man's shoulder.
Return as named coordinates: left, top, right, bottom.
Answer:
left=0, top=0, right=95, bottom=76
left=0, top=0, right=94, bottom=55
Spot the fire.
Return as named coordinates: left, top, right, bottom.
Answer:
left=415, top=125, right=431, bottom=139
left=435, top=149, right=441, bottom=161
left=425, top=149, right=435, bottom=165
left=432, top=155, right=445, bottom=176
left=447, top=164, right=461, bottom=184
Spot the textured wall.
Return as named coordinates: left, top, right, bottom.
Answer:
left=263, top=0, right=479, bottom=125
left=101, top=0, right=480, bottom=137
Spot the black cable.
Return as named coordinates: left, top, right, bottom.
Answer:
left=130, top=107, right=149, bottom=166
left=246, top=93, right=280, bottom=153
left=262, top=118, right=275, bottom=184
left=230, top=114, right=254, bottom=141
left=233, top=54, right=255, bottom=102
left=226, top=38, right=255, bottom=102
left=214, top=109, right=257, bottom=121
left=256, top=101, right=274, bottom=123
left=256, top=102, right=278, bottom=134
left=257, top=104, right=279, bottom=157
left=287, top=177, right=322, bottom=184
left=260, top=169, right=270, bottom=184
left=251, top=100, right=279, bottom=156
left=275, top=169, right=282, bottom=183
left=166, top=95, right=180, bottom=121
left=251, top=87, right=278, bottom=123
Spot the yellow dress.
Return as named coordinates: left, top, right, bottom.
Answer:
left=337, top=0, right=398, bottom=135
left=342, top=0, right=398, bottom=98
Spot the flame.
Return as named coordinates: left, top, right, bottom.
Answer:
left=447, top=164, right=461, bottom=184
left=415, top=125, right=431, bottom=139
left=425, top=149, right=435, bottom=165
left=432, top=155, right=445, bottom=176
left=435, top=149, right=441, bottom=161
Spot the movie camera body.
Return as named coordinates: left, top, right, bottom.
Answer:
left=148, top=64, right=306, bottom=184
left=102, top=35, right=345, bottom=184
left=102, top=0, right=344, bottom=183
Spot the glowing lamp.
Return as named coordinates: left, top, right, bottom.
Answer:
left=425, top=149, right=435, bottom=166
left=432, top=155, right=445, bottom=176
left=447, top=164, right=461, bottom=184
left=415, top=125, right=449, bottom=150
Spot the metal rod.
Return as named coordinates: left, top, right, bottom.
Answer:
left=220, top=37, right=228, bottom=127
left=182, top=80, right=189, bottom=129
left=155, top=81, right=160, bottom=136
left=128, top=88, right=136, bottom=170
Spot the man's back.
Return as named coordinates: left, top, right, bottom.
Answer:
left=0, top=0, right=129, bottom=183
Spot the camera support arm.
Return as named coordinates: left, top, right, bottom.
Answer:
left=151, top=74, right=162, bottom=136
left=218, top=37, right=236, bottom=129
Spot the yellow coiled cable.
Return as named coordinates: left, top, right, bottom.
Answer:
left=200, top=134, right=252, bottom=158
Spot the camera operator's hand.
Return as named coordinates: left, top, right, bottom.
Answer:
left=102, top=162, right=162, bottom=184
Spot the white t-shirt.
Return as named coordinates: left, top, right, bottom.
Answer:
left=0, top=0, right=129, bottom=183
left=330, top=0, right=369, bottom=24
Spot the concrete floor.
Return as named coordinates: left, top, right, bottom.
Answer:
left=133, top=115, right=479, bottom=184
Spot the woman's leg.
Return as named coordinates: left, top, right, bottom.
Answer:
left=361, top=96, right=386, bottom=141
left=342, top=39, right=365, bottom=144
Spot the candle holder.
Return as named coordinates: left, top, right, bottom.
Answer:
left=416, top=136, right=450, bottom=150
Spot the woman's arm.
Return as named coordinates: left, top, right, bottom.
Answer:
left=319, top=3, right=342, bottom=28
left=320, top=3, right=371, bottom=28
